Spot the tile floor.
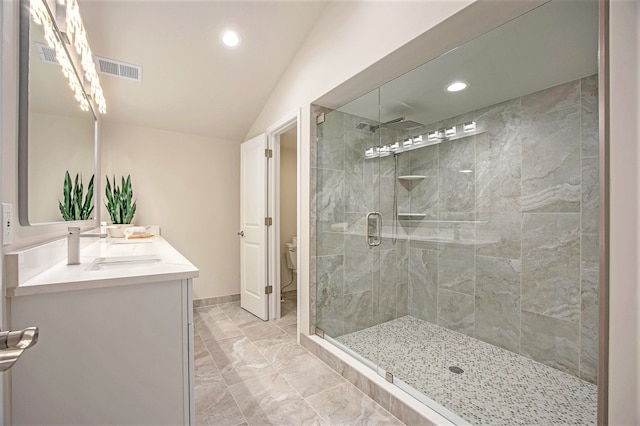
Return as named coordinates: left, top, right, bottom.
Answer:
left=194, top=299, right=404, bottom=425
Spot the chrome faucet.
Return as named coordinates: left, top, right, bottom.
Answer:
left=67, top=226, right=107, bottom=265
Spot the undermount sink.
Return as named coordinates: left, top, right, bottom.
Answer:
left=88, top=255, right=161, bottom=271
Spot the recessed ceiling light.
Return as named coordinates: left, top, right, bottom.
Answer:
left=446, top=81, right=468, bottom=92
left=220, top=30, right=241, bottom=48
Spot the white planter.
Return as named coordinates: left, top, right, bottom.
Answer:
left=106, top=224, right=133, bottom=238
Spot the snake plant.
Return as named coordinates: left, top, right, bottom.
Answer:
left=59, top=171, right=95, bottom=221
left=105, top=175, right=137, bottom=224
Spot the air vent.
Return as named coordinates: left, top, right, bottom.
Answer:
left=35, top=42, right=58, bottom=64
left=94, top=56, right=143, bottom=82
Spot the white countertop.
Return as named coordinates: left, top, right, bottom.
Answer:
left=7, top=236, right=199, bottom=297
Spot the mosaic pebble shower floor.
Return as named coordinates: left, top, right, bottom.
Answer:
left=336, top=316, right=597, bottom=425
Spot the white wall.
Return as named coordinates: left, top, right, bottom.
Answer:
left=247, top=1, right=477, bottom=139
left=279, top=132, right=297, bottom=290
left=608, top=1, right=640, bottom=424
left=100, top=121, right=241, bottom=300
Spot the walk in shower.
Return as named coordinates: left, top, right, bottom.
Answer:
left=313, top=1, right=601, bottom=424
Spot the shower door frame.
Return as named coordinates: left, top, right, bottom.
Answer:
left=312, top=101, right=384, bottom=341
left=597, top=0, right=610, bottom=423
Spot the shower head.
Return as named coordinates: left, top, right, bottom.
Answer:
left=354, top=121, right=377, bottom=133
left=380, top=117, right=424, bottom=131
left=354, top=117, right=425, bottom=133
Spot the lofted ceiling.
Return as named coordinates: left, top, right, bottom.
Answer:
left=78, top=1, right=328, bottom=142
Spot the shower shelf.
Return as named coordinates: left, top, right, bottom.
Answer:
left=397, top=213, right=426, bottom=219
left=398, top=175, right=426, bottom=180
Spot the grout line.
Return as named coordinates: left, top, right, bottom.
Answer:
left=578, top=78, right=584, bottom=379
left=519, top=95, right=524, bottom=357
left=225, top=381, right=249, bottom=426
left=193, top=331, right=249, bottom=426
left=279, top=373, right=331, bottom=424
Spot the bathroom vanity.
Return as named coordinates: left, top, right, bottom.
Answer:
left=5, top=234, right=198, bottom=425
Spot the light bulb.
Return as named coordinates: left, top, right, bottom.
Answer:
left=446, top=81, right=468, bottom=92
left=221, top=30, right=241, bottom=48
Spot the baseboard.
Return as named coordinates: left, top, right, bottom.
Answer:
left=193, top=294, right=240, bottom=308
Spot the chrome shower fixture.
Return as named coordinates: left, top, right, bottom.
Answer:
left=355, top=117, right=426, bottom=134
left=363, top=120, right=481, bottom=159
left=427, top=130, right=443, bottom=141
left=463, top=121, right=476, bottom=132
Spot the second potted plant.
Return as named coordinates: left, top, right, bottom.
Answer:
left=105, top=174, right=137, bottom=237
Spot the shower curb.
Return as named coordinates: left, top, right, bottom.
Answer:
left=300, top=333, right=454, bottom=426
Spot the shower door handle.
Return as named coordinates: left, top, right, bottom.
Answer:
left=365, top=212, right=382, bottom=247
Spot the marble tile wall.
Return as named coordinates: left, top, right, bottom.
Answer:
left=312, top=75, right=600, bottom=385
left=404, top=75, right=599, bottom=383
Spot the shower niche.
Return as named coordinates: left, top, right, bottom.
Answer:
left=313, top=1, right=600, bottom=424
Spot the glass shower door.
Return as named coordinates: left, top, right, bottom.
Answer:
left=314, top=88, right=382, bottom=371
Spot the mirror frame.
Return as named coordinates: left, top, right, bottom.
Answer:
left=18, top=0, right=99, bottom=227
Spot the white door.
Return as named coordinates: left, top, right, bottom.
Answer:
left=240, top=133, right=269, bottom=320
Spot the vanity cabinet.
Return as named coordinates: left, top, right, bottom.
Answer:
left=5, top=236, right=198, bottom=425
left=10, top=278, right=194, bottom=425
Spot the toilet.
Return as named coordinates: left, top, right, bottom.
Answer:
left=285, top=237, right=297, bottom=272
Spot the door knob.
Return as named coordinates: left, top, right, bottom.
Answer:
left=237, top=231, right=244, bottom=237
left=0, top=326, right=39, bottom=372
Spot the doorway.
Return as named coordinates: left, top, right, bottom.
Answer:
left=265, top=110, right=300, bottom=327
left=240, top=110, right=300, bottom=327
left=277, top=128, right=298, bottom=321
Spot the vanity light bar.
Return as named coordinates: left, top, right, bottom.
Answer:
left=59, top=0, right=106, bottom=114
left=463, top=121, right=476, bottom=132
left=427, top=131, right=439, bottom=142
left=444, top=126, right=456, bottom=137
left=363, top=121, right=482, bottom=158
left=30, top=0, right=89, bottom=111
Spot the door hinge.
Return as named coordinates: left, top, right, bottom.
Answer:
left=265, top=149, right=273, bottom=158
left=385, top=372, right=394, bottom=383
left=315, top=327, right=325, bottom=338
left=265, top=217, right=272, bottom=226
left=265, top=285, right=273, bottom=295
left=316, top=112, right=325, bottom=125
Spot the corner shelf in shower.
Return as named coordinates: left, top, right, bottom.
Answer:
left=398, top=175, right=426, bottom=181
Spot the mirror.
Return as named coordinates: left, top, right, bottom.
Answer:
left=19, top=0, right=98, bottom=225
